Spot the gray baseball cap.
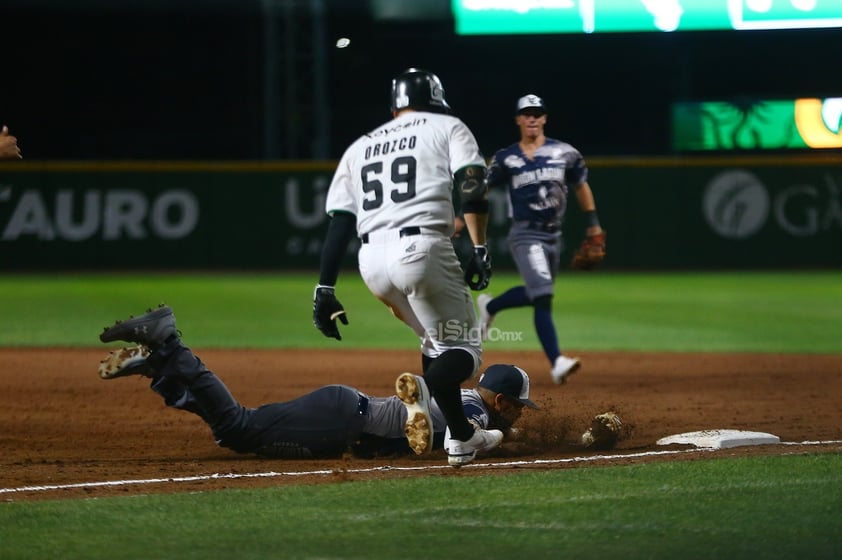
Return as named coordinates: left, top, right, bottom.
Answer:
left=478, top=364, right=540, bottom=409
left=516, top=94, right=546, bottom=115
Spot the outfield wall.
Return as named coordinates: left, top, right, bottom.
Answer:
left=1, top=156, right=840, bottom=270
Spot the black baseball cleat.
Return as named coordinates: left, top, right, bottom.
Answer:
left=98, top=345, right=153, bottom=380
left=100, top=304, right=177, bottom=347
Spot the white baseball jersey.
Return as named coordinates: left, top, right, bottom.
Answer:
left=325, top=111, right=486, bottom=236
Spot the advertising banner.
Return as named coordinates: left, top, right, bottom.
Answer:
left=673, top=98, right=842, bottom=151
left=1, top=158, right=839, bottom=270
left=453, top=0, right=842, bottom=35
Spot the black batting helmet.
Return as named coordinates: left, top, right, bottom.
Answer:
left=391, top=68, right=452, bottom=115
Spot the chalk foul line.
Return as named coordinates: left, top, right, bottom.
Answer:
left=2, top=439, right=840, bottom=496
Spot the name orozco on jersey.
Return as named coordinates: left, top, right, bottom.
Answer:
left=363, top=135, right=418, bottom=161
left=363, top=116, right=426, bottom=159
left=511, top=167, right=566, bottom=190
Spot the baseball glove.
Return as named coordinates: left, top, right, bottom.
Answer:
left=580, top=412, right=622, bottom=450
left=571, top=231, right=606, bottom=270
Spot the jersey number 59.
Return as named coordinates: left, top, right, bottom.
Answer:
left=361, top=156, right=417, bottom=210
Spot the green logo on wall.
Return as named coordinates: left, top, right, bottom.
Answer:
left=673, top=97, right=842, bottom=151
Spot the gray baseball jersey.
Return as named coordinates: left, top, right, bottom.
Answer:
left=487, top=137, right=588, bottom=298
left=362, top=388, right=491, bottom=439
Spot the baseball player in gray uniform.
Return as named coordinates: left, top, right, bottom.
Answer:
left=478, top=94, right=605, bottom=385
left=312, top=68, right=501, bottom=466
left=98, top=305, right=537, bottom=459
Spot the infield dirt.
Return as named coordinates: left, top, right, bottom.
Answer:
left=2, top=348, right=840, bottom=501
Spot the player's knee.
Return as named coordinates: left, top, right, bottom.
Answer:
left=423, top=349, right=474, bottom=391
left=532, top=294, right=553, bottom=311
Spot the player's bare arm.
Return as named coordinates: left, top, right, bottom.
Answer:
left=571, top=181, right=606, bottom=270
left=573, top=181, right=603, bottom=236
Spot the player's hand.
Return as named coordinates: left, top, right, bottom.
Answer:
left=0, top=125, right=22, bottom=160
left=464, top=245, right=492, bottom=291
left=571, top=230, right=606, bottom=270
left=313, top=285, right=349, bottom=340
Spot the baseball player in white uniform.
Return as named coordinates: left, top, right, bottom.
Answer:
left=312, top=68, right=502, bottom=466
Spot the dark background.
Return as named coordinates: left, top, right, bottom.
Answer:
left=1, top=0, right=839, bottom=160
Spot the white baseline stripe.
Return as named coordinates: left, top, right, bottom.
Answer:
left=2, top=440, right=840, bottom=495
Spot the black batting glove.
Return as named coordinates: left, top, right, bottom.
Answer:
left=464, top=245, right=492, bottom=291
left=313, top=285, right=348, bottom=340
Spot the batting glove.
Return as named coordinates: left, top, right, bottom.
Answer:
left=313, top=285, right=348, bottom=340
left=464, top=245, right=492, bottom=291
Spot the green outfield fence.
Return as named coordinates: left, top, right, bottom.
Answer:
left=1, top=155, right=840, bottom=270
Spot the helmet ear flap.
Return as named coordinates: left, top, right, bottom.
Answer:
left=391, top=68, right=452, bottom=115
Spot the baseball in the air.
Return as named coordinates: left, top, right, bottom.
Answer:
left=335, top=37, right=351, bottom=49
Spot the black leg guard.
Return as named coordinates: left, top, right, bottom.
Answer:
left=423, top=349, right=475, bottom=441
left=421, top=354, right=434, bottom=374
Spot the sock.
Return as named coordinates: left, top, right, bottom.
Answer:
left=422, top=349, right=474, bottom=441
left=487, top=286, right=530, bottom=315
left=534, top=306, right=561, bottom=365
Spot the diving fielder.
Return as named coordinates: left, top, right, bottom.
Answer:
left=98, top=305, right=537, bottom=459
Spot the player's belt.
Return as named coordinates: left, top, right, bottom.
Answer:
left=526, top=221, right=559, bottom=233
left=356, top=394, right=369, bottom=415
left=360, top=226, right=422, bottom=244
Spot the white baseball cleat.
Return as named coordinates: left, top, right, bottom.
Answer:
left=395, top=372, right=434, bottom=455
left=551, top=355, right=581, bottom=385
left=98, top=345, right=152, bottom=380
left=445, top=427, right=504, bottom=467
left=476, top=293, right=494, bottom=341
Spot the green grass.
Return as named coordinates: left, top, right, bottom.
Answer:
left=2, top=453, right=840, bottom=559
left=1, top=271, right=840, bottom=558
left=0, top=271, right=840, bottom=352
